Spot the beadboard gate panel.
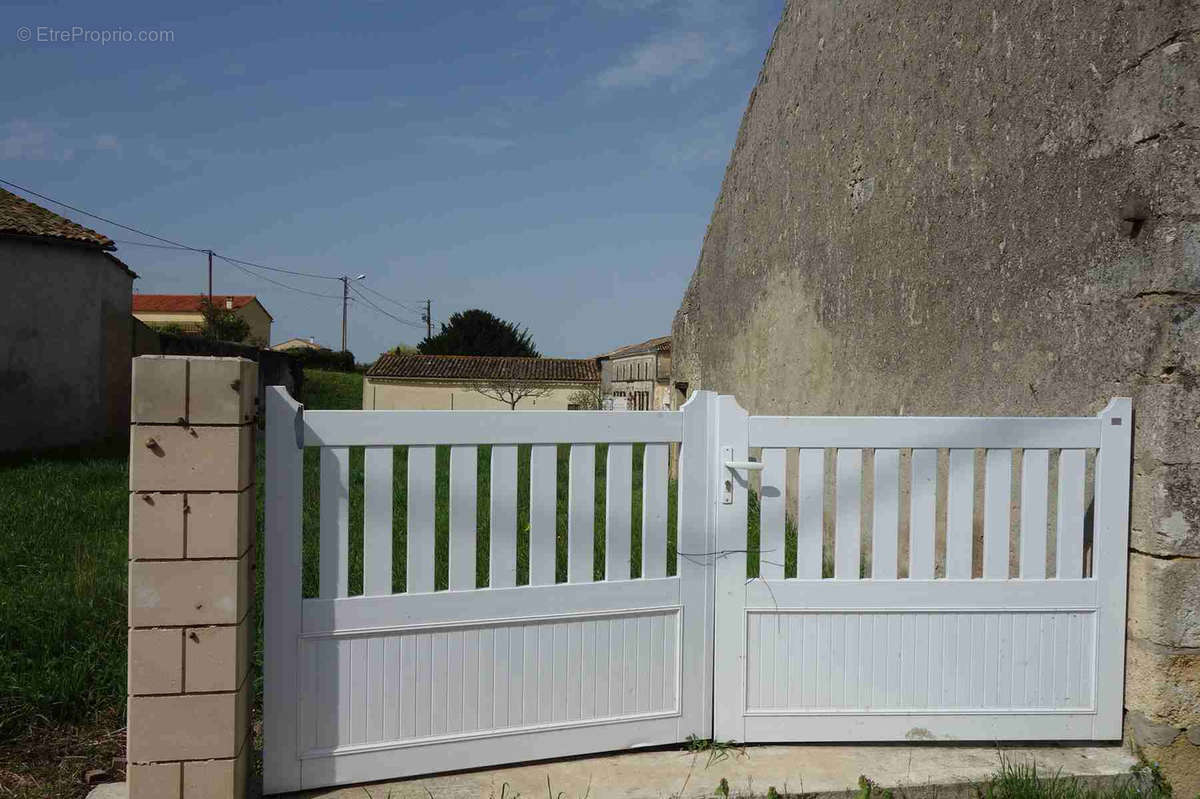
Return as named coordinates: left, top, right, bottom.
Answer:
left=264, top=389, right=717, bottom=794
left=712, top=396, right=1132, bottom=744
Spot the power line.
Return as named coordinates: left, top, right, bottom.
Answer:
left=354, top=282, right=426, bottom=314
left=1, top=177, right=442, bottom=331
left=347, top=283, right=426, bottom=330
left=0, top=177, right=202, bottom=252
left=215, top=255, right=342, bottom=299
left=211, top=252, right=341, bottom=281
left=2, top=177, right=343, bottom=282
left=113, top=238, right=197, bottom=252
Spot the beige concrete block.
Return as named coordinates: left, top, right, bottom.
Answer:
left=1127, top=552, right=1200, bottom=648
left=1125, top=637, right=1200, bottom=728
left=131, top=356, right=188, bottom=424
left=130, top=424, right=253, bottom=492
left=129, top=628, right=182, bottom=695
left=130, top=492, right=185, bottom=560
left=185, top=619, right=249, bottom=693
left=182, top=746, right=247, bottom=799
left=130, top=557, right=249, bottom=627
left=186, top=488, right=253, bottom=558
left=128, top=760, right=181, bottom=799
left=127, top=680, right=247, bottom=762
left=189, top=358, right=257, bottom=425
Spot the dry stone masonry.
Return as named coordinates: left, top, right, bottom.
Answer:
left=126, top=356, right=257, bottom=799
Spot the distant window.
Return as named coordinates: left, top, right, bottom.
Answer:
left=568, top=403, right=580, bottom=411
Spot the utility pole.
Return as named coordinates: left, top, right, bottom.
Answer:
left=340, top=274, right=367, bottom=352
left=423, top=299, right=432, bottom=340
left=207, top=250, right=213, bottom=302
left=341, top=276, right=349, bottom=352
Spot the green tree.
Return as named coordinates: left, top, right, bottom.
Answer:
left=199, top=297, right=251, bottom=343
left=418, top=309, right=539, bottom=357
left=388, top=343, right=419, bottom=356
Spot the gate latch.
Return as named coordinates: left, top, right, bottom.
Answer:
left=722, top=447, right=762, bottom=504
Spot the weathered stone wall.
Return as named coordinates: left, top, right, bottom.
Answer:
left=673, top=0, right=1199, bottom=788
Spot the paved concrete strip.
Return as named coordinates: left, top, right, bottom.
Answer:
left=286, top=744, right=1138, bottom=799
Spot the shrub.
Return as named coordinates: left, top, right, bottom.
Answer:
left=289, top=348, right=357, bottom=373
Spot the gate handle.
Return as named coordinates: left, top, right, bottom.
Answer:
left=724, top=460, right=764, bottom=471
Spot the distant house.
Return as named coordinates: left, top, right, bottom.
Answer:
left=363, top=354, right=599, bottom=410
left=132, top=294, right=273, bottom=347
left=271, top=336, right=328, bottom=353
left=597, top=335, right=672, bottom=410
left=0, top=187, right=136, bottom=451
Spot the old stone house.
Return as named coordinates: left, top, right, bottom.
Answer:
left=597, top=335, right=672, bottom=410
left=363, top=354, right=599, bottom=410
left=133, top=294, right=273, bottom=347
left=0, top=187, right=136, bottom=451
left=672, top=0, right=1198, bottom=788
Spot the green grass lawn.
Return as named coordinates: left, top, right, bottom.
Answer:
left=0, top=447, right=128, bottom=739
left=299, top=367, right=364, bottom=411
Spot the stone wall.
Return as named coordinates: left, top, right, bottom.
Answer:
left=672, top=0, right=1198, bottom=789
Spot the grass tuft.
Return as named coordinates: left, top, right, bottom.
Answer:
left=978, top=757, right=1173, bottom=799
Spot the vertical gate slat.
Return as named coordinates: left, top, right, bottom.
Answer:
left=641, top=444, right=669, bottom=578
left=834, top=449, right=862, bottom=580
left=872, top=449, right=900, bottom=579
left=1057, top=449, right=1086, bottom=578
left=983, top=449, right=1013, bottom=579
left=797, top=448, right=824, bottom=578
left=946, top=449, right=974, bottom=579
left=605, top=444, right=633, bottom=581
left=449, top=446, right=478, bottom=591
left=407, top=446, right=436, bottom=594
left=529, top=445, right=558, bottom=585
left=319, top=447, right=350, bottom=598
left=1020, top=449, right=1050, bottom=579
left=760, top=448, right=787, bottom=580
left=490, top=444, right=518, bottom=589
left=363, top=447, right=393, bottom=596
left=568, top=445, right=595, bottom=582
left=909, top=449, right=937, bottom=579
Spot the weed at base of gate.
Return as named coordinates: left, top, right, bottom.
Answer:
left=684, top=735, right=748, bottom=768
left=977, top=756, right=1173, bottom=799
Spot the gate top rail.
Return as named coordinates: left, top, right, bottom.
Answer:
left=747, top=405, right=1117, bottom=450
left=300, top=408, right=683, bottom=447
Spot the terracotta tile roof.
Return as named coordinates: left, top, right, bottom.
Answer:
left=597, top=335, right=671, bottom=360
left=133, top=294, right=258, bottom=313
left=0, top=187, right=115, bottom=249
left=367, top=354, right=599, bottom=383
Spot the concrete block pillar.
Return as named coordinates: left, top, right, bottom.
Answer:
left=127, top=356, right=257, bottom=799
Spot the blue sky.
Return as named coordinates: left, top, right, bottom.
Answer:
left=1, top=0, right=782, bottom=359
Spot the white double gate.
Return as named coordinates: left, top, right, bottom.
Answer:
left=264, top=388, right=1131, bottom=793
